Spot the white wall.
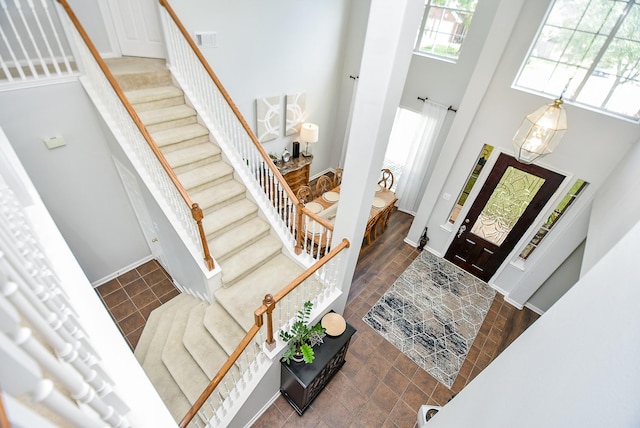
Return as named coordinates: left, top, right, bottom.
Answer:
left=527, top=240, right=584, bottom=313
left=331, top=0, right=371, bottom=168
left=582, top=140, right=640, bottom=274
left=67, top=0, right=114, bottom=55
left=169, top=0, right=352, bottom=178
left=0, top=82, right=150, bottom=283
left=426, top=216, right=640, bottom=428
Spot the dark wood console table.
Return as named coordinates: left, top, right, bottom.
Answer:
left=277, top=156, right=312, bottom=196
left=280, top=319, right=356, bottom=415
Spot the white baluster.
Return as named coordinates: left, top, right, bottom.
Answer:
left=39, top=0, right=73, bottom=73
left=0, top=292, right=128, bottom=427
left=0, top=280, right=113, bottom=397
left=26, top=0, right=60, bottom=75
left=0, top=0, right=31, bottom=79
left=0, top=334, right=106, bottom=428
left=12, top=0, right=49, bottom=77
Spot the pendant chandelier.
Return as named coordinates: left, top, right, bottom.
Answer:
left=512, top=96, right=567, bottom=164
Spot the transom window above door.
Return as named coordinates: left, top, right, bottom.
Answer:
left=414, top=0, right=479, bottom=62
left=514, top=0, right=640, bottom=121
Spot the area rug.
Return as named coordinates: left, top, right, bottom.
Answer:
left=363, top=250, right=495, bottom=388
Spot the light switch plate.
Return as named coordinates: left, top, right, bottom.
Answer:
left=44, top=136, right=66, bottom=149
left=195, top=31, right=217, bottom=48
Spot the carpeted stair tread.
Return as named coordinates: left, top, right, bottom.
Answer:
left=143, top=355, right=192, bottom=423
left=139, top=104, right=196, bottom=126
left=215, top=254, right=304, bottom=331
left=134, top=293, right=187, bottom=363
left=190, top=179, right=247, bottom=213
left=125, top=86, right=184, bottom=112
left=152, top=124, right=211, bottom=152
left=140, top=294, right=192, bottom=421
left=163, top=143, right=221, bottom=171
left=220, top=235, right=283, bottom=287
left=202, top=199, right=258, bottom=237
left=105, top=57, right=172, bottom=91
left=126, top=85, right=183, bottom=104
left=209, top=217, right=271, bottom=261
left=161, top=297, right=210, bottom=403
left=203, top=302, right=246, bottom=355
left=183, top=302, right=230, bottom=379
left=177, top=160, right=233, bottom=192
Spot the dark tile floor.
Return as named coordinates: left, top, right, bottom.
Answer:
left=95, top=259, right=179, bottom=349
left=253, top=212, right=540, bottom=427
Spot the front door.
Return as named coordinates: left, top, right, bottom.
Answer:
left=445, top=153, right=564, bottom=281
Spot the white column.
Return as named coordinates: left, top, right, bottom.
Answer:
left=331, top=0, right=423, bottom=312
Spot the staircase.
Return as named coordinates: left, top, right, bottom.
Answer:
left=105, top=57, right=304, bottom=422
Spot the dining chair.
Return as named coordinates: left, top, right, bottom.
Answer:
left=378, top=168, right=394, bottom=190
left=376, top=203, right=395, bottom=236
left=333, top=167, right=343, bottom=188
left=364, top=215, right=378, bottom=245
left=315, top=175, right=332, bottom=198
left=296, top=185, right=313, bottom=204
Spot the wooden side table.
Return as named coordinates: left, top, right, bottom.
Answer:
left=277, top=156, right=312, bottom=196
left=280, top=320, right=356, bottom=415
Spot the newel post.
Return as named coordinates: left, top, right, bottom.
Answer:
left=191, top=203, right=214, bottom=270
left=263, top=294, right=276, bottom=351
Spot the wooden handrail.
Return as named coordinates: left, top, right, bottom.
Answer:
left=255, top=238, right=350, bottom=316
left=179, top=237, right=350, bottom=427
left=295, top=205, right=335, bottom=254
left=179, top=324, right=262, bottom=428
left=56, top=0, right=214, bottom=270
left=0, top=389, right=10, bottom=428
left=158, top=0, right=299, bottom=205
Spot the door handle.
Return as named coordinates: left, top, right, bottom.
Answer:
left=457, top=219, right=470, bottom=238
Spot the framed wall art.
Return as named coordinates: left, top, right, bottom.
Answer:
left=256, top=95, right=281, bottom=142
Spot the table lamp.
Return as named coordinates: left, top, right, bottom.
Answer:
left=300, top=123, right=319, bottom=157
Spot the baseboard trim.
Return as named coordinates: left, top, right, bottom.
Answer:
left=91, top=255, right=154, bottom=288
left=310, top=167, right=334, bottom=181
left=504, top=294, right=524, bottom=310
left=524, top=302, right=544, bottom=315
left=243, top=392, right=280, bottom=428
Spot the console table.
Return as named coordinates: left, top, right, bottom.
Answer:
left=280, top=319, right=356, bottom=415
left=277, top=156, right=312, bottom=196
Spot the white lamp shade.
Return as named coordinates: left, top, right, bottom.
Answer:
left=300, top=123, right=319, bottom=143
left=512, top=99, right=567, bottom=164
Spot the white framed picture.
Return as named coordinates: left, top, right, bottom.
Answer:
left=285, top=92, right=306, bottom=136
left=256, top=95, right=281, bottom=142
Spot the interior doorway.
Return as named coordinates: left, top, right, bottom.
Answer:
left=107, top=0, right=165, bottom=58
left=113, top=158, right=171, bottom=276
left=445, top=153, right=565, bottom=281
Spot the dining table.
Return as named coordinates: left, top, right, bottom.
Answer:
left=304, top=184, right=397, bottom=245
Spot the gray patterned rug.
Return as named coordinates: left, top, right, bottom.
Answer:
left=363, top=251, right=495, bottom=388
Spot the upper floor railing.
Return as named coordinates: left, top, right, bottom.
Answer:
left=0, top=0, right=77, bottom=87
left=0, top=165, right=130, bottom=427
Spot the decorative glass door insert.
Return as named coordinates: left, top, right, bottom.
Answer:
left=470, top=166, right=545, bottom=246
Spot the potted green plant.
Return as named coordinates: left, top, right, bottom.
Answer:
left=280, top=301, right=326, bottom=364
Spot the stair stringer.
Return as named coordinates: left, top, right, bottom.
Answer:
left=167, top=65, right=316, bottom=270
